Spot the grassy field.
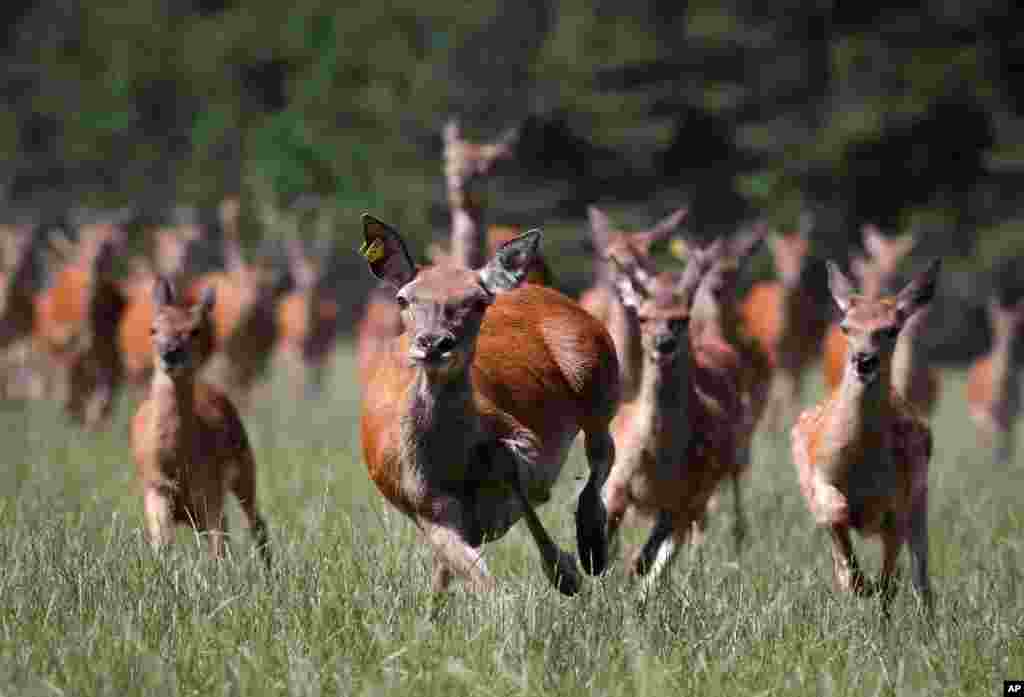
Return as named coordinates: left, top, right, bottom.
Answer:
left=1, top=344, right=1022, bottom=696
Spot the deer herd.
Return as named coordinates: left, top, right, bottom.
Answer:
left=3, top=121, right=1022, bottom=621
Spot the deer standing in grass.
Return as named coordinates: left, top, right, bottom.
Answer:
left=34, top=224, right=128, bottom=428
left=740, top=214, right=825, bottom=432
left=131, top=276, right=269, bottom=566
left=276, top=236, right=339, bottom=398
left=966, top=296, right=1024, bottom=465
left=792, top=259, right=939, bottom=616
left=578, top=205, right=688, bottom=401
left=599, top=241, right=743, bottom=596
left=359, top=215, right=619, bottom=594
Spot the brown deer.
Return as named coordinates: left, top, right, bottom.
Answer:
left=822, top=225, right=917, bottom=394
left=600, top=241, right=743, bottom=597
left=966, top=296, right=1024, bottom=465
left=578, top=205, right=688, bottom=401
left=189, top=198, right=285, bottom=406
left=276, top=236, right=339, bottom=398
left=792, top=259, right=939, bottom=616
left=358, top=215, right=619, bottom=594
left=739, top=213, right=825, bottom=431
left=685, top=225, right=772, bottom=533
left=130, top=276, right=269, bottom=567
left=33, top=223, right=128, bottom=427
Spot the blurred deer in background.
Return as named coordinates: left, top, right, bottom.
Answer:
left=578, top=205, right=688, bottom=401
left=34, top=223, right=128, bottom=428
left=685, top=224, right=771, bottom=533
left=740, top=213, right=825, bottom=432
left=358, top=215, right=619, bottom=594
left=190, top=196, right=286, bottom=407
left=0, top=224, right=48, bottom=399
left=966, top=296, right=1024, bottom=465
left=600, top=241, right=744, bottom=597
left=276, top=213, right=340, bottom=399
left=792, top=259, right=939, bottom=617
left=131, top=276, right=269, bottom=567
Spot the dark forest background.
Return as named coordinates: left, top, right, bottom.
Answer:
left=3, top=0, right=1024, bottom=357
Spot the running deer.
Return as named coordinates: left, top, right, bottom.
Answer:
left=600, top=241, right=743, bottom=596
left=119, top=224, right=207, bottom=388
left=966, top=296, right=1024, bottom=465
left=191, top=197, right=285, bottom=406
left=358, top=215, right=619, bottom=594
left=34, top=224, right=128, bottom=427
left=686, top=225, right=772, bottom=518
left=822, top=225, right=917, bottom=394
left=792, top=259, right=939, bottom=615
left=276, top=235, right=339, bottom=398
left=740, top=213, right=825, bottom=431
left=578, top=205, right=688, bottom=401
left=131, top=276, right=269, bottom=567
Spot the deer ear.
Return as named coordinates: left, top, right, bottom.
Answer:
left=638, top=207, right=688, bottom=251
left=895, top=258, right=940, bottom=320
left=587, top=206, right=614, bottom=252
left=361, top=214, right=417, bottom=289
left=676, top=238, right=720, bottom=302
left=826, top=261, right=857, bottom=314
left=478, top=228, right=540, bottom=293
left=731, top=222, right=766, bottom=265
left=152, top=276, right=175, bottom=307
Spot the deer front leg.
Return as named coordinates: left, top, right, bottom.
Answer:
left=631, top=510, right=687, bottom=601
left=577, top=429, right=614, bottom=576
left=509, top=484, right=580, bottom=596
left=828, top=524, right=869, bottom=596
left=418, top=505, right=495, bottom=593
left=907, top=494, right=933, bottom=615
left=731, top=474, right=747, bottom=554
left=877, top=525, right=904, bottom=619
left=143, top=486, right=174, bottom=551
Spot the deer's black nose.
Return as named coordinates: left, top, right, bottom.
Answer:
left=414, top=333, right=456, bottom=360
left=852, top=351, right=880, bottom=377
left=654, top=335, right=678, bottom=354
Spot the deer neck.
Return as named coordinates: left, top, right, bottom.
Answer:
left=891, top=312, right=927, bottom=398
left=400, top=363, right=483, bottom=489
left=150, top=371, right=198, bottom=457
left=447, top=174, right=487, bottom=270
left=635, top=347, right=693, bottom=461
left=608, top=298, right=643, bottom=400
left=830, top=361, right=893, bottom=454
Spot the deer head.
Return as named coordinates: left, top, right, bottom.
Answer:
left=150, top=276, right=217, bottom=379
left=828, top=259, right=940, bottom=386
left=361, top=213, right=539, bottom=380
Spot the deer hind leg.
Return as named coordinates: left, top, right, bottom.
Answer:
left=230, top=454, right=271, bottom=570
left=828, top=524, right=869, bottom=596
left=577, top=428, right=615, bottom=576
left=730, top=473, right=747, bottom=555
left=143, top=486, right=175, bottom=552
left=907, top=494, right=932, bottom=615
left=630, top=510, right=686, bottom=601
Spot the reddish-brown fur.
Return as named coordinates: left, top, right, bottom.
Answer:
left=739, top=215, right=825, bottom=430
left=358, top=215, right=619, bottom=594
left=965, top=297, right=1024, bottom=464
left=792, top=259, right=938, bottom=615
left=130, top=276, right=269, bottom=566
left=599, top=243, right=743, bottom=594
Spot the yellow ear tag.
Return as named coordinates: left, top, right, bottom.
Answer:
left=669, top=238, right=689, bottom=261
left=360, top=238, right=385, bottom=263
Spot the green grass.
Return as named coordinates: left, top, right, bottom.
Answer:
left=1, top=347, right=1022, bottom=696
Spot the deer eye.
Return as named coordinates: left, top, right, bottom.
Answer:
left=839, top=324, right=850, bottom=335
left=190, top=327, right=201, bottom=338
left=395, top=295, right=409, bottom=310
